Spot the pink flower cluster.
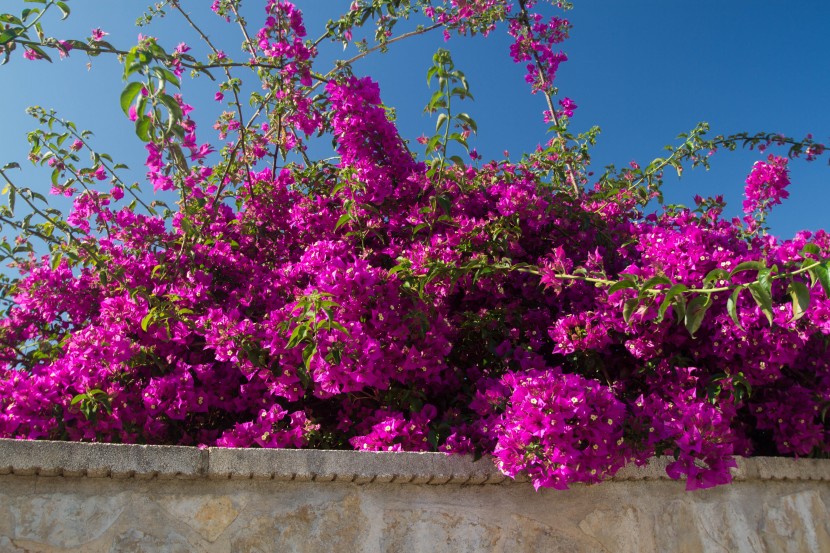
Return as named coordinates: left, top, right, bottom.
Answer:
left=490, top=369, right=627, bottom=490
left=508, top=12, right=569, bottom=94
left=743, top=154, right=791, bottom=227
left=424, top=0, right=512, bottom=38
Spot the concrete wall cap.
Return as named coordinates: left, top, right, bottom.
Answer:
left=1, top=438, right=828, bottom=484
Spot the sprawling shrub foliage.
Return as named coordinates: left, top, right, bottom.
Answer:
left=0, top=0, right=828, bottom=490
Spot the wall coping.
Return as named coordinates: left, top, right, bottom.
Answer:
left=1, top=438, right=828, bottom=485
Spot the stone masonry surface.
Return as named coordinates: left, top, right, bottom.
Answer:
left=0, top=439, right=829, bottom=552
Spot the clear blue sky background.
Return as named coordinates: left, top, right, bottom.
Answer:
left=1, top=1, right=828, bottom=239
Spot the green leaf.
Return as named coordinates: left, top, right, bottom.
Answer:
left=297, top=363, right=311, bottom=388
left=672, top=293, right=687, bottom=325
left=622, top=298, right=639, bottom=325
left=435, top=112, right=448, bottom=133
left=124, top=49, right=137, bottom=78
left=1, top=13, right=24, bottom=24
left=706, top=378, right=724, bottom=403
left=757, top=265, right=775, bottom=294
left=426, top=65, right=438, bottom=86
left=608, top=279, right=636, bottom=294
left=449, top=155, right=466, bottom=168
left=135, top=116, right=152, bottom=142
left=26, top=44, right=52, bottom=62
left=702, top=268, right=729, bottom=286
left=459, top=74, right=470, bottom=92
left=455, top=112, right=477, bottom=133
left=168, top=142, right=188, bottom=171
left=810, top=262, right=830, bottom=298
left=747, top=282, right=773, bottom=325
left=788, top=280, right=810, bottom=322
left=50, top=252, right=62, bottom=271
left=727, top=287, right=743, bottom=328
left=159, top=94, right=184, bottom=131
left=152, top=66, right=181, bottom=88
left=657, top=283, right=688, bottom=321
left=55, top=1, right=70, bottom=19
left=425, top=135, right=441, bottom=154
left=427, top=89, right=445, bottom=111
left=801, top=243, right=821, bottom=257
left=334, top=213, right=351, bottom=231
left=638, top=275, right=671, bottom=299
left=729, top=260, right=765, bottom=278
left=684, top=294, right=711, bottom=336
left=451, top=86, right=473, bottom=100
left=732, top=372, right=752, bottom=402
left=120, top=82, right=143, bottom=116
left=448, top=132, right=468, bottom=148
left=140, top=311, right=154, bottom=332
left=302, top=342, right=316, bottom=371
left=325, top=320, right=349, bottom=336
left=0, top=29, right=19, bottom=46
left=435, top=194, right=452, bottom=216
left=286, top=323, right=308, bottom=349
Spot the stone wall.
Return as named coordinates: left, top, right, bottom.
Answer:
left=0, top=439, right=828, bottom=552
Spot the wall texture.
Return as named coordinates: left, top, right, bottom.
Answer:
left=0, top=439, right=828, bottom=552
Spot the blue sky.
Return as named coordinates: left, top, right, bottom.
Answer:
left=1, top=1, right=828, bottom=239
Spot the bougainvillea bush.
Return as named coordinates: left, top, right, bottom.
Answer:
left=0, top=0, right=828, bottom=491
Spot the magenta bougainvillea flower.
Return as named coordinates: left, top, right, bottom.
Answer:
left=0, top=0, right=828, bottom=493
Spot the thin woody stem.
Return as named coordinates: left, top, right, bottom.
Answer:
left=516, top=0, right=579, bottom=194
left=516, top=259, right=824, bottom=296
left=308, top=23, right=443, bottom=96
